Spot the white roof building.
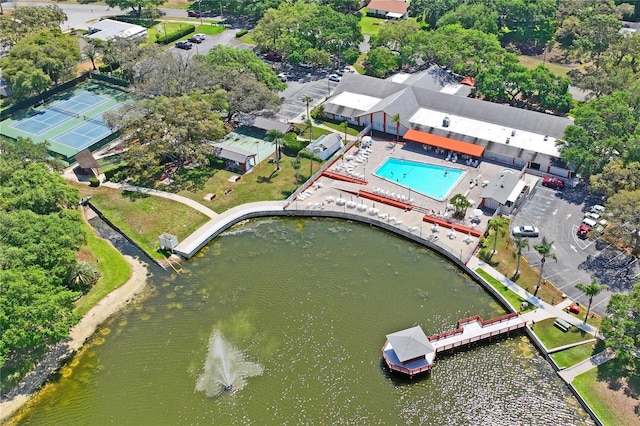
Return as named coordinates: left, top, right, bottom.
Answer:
left=87, top=19, right=148, bottom=41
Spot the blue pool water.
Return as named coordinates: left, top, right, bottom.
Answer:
left=375, top=158, right=465, bottom=200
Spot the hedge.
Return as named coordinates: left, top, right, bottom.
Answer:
left=110, top=15, right=157, bottom=28
left=156, top=24, right=196, bottom=45
left=235, top=29, right=249, bottom=38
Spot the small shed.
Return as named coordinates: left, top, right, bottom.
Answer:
left=306, top=133, right=343, bottom=161
left=480, top=171, right=527, bottom=214
left=159, top=233, right=179, bottom=251
left=75, top=149, right=100, bottom=176
left=211, top=143, right=257, bottom=173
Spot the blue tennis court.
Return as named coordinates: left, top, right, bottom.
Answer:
left=50, top=108, right=117, bottom=151
left=10, top=92, right=109, bottom=136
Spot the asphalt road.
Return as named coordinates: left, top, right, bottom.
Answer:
left=4, top=1, right=213, bottom=29
left=513, top=181, right=639, bottom=315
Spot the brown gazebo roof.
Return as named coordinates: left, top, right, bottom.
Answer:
left=76, top=149, right=100, bottom=169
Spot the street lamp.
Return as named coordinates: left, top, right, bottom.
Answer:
left=198, top=1, right=203, bottom=25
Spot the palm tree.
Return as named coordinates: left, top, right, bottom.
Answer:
left=533, top=237, right=556, bottom=298
left=391, top=113, right=400, bottom=141
left=301, top=95, right=313, bottom=121
left=290, top=156, right=301, bottom=185
left=575, top=278, right=608, bottom=323
left=265, top=129, right=284, bottom=171
left=68, top=262, right=101, bottom=292
left=509, top=235, right=529, bottom=278
left=487, top=216, right=509, bottom=258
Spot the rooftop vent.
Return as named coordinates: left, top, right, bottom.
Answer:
left=506, top=137, right=510, bottom=144
left=443, top=117, right=450, bottom=128
left=511, top=130, right=516, bottom=136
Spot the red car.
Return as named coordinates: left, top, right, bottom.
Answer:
left=187, top=10, right=201, bottom=17
left=576, top=224, right=590, bottom=238
left=542, top=177, right=565, bottom=189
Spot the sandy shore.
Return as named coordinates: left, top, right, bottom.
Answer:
left=0, top=255, right=149, bottom=423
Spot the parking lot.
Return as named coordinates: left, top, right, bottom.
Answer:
left=513, top=181, right=640, bottom=315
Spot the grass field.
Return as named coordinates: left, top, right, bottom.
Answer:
left=475, top=268, right=536, bottom=312
left=74, top=225, right=132, bottom=316
left=573, top=357, right=640, bottom=425
left=359, top=11, right=386, bottom=36
left=517, top=55, right=576, bottom=77
left=532, top=318, right=595, bottom=349
left=293, top=123, right=333, bottom=140
left=314, top=119, right=362, bottom=136
left=73, top=183, right=211, bottom=260
left=550, top=339, right=603, bottom=368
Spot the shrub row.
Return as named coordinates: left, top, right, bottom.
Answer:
left=156, top=24, right=196, bottom=45
left=110, top=15, right=157, bottom=28
left=235, top=29, right=249, bottom=38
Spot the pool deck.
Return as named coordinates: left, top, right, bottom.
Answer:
left=172, top=136, right=520, bottom=260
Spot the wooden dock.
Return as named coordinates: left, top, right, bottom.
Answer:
left=383, top=312, right=528, bottom=376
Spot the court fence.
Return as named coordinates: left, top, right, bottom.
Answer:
left=0, top=74, right=91, bottom=120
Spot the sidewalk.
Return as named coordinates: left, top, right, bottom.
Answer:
left=467, top=256, right=599, bottom=336
left=559, top=349, right=615, bottom=382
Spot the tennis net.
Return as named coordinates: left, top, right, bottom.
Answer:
left=49, top=105, right=80, bottom=118
left=85, top=116, right=106, bottom=126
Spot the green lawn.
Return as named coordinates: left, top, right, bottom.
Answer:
left=532, top=318, right=595, bottom=349
left=475, top=268, right=536, bottom=312
left=359, top=10, right=386, bottom=36
left=550, top=339, right=603, bottom=368
left=573, top=357, right=640, bottom=425
left=238, top=32, right=256, bottom=45
left=192, top=24, right=226, bottom=36
left=517, top=55, right=575, bottom=78
left=315, top=119, right=362, bottom=136
left=73, top=183, right=211, bottom=260
left=74, top=226, right=132, bottom=317
left=293, top=123, right=332, bottom=140
left=147, top=22, right=193, bottom=43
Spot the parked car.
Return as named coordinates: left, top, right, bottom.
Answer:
left=277, top=73, right=287, bottom=82
left=299, top=62, right=313, bottom=68
left=542, top=177, right=565, bottom=189
left=589, top=204, right=605, bottom=214
left=577, top=224, right=591, bottom=239
left=189, top=34, right=206, bottom=43
left=329, top=74, right=341, bottom=82
left=175, top=41, right=193, bottom=50
left=265, top=51, right=282, bottom=61
left=187, top=10, right=201, bottom=17
left=511, top=225, right=539, bottom=237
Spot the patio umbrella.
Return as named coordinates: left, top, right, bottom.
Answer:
left=362, top=136, right=372, bottom=143
left=473, top=208, right=483, bottom=217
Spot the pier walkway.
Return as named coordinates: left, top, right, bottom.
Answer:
left=428, top=313, right=528, bottom=354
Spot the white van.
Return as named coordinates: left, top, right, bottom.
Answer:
left=581, top=217, right=598, bottom=229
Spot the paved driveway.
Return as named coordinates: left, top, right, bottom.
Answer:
left=513, top=181, right=639, bottom=315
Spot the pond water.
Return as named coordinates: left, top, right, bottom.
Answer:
left=13, top=218, right=592, bottom=425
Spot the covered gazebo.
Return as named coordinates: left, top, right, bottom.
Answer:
left=382, top=326, right=436, bottom=376
left=75, top=149, right=100, bottom=177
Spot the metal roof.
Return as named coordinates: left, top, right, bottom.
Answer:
left=480, top=171, right=522, bottom=204
left=211, top=143, right=256, bottom=163
left=386, top=326, right=435, bottom=363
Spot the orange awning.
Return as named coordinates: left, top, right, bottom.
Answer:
left=404, top=129, right=485, bottom=157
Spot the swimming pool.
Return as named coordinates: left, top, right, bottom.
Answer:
left=375, top=158, right=465, bottom=200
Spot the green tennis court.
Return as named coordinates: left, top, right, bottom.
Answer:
left=1, top=81, right=134, bottom=160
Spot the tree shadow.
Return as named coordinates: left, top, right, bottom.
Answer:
left=122, top=190, right=150, bottom=201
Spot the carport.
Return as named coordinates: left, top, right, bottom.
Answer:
left=403, top=129, right=485, bottom=157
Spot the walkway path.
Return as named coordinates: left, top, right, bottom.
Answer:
left=100, top=181, right=219, bottom=219
left=467, top=257, right=599, bottom=336
left=558, top=349, right=616, bottom=382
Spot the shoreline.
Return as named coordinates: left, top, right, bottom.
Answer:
left=0, top=255, right=149, bottom=424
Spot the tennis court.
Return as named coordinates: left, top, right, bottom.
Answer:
left=1, top=81, right=133, bottom=160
